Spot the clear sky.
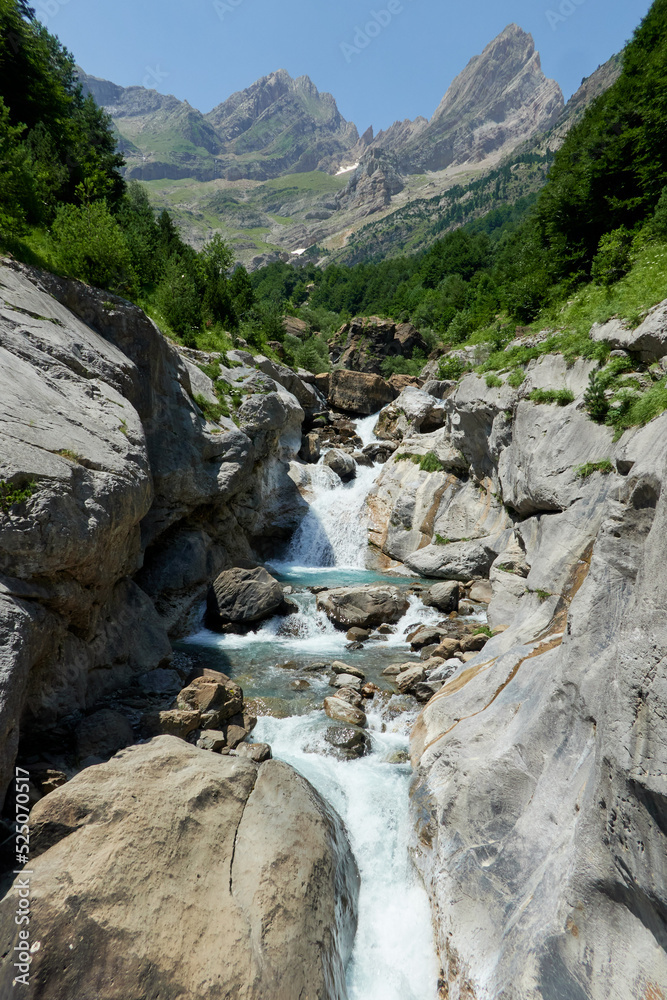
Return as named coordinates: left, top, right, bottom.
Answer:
left=39, top=0, right=652, bottom=132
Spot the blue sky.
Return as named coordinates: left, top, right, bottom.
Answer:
left=39, top=0, right=652, bottom=132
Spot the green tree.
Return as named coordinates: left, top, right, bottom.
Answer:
left=51, top=199, right=136, bottom=294
left=156, top=258, right=202, bottom=345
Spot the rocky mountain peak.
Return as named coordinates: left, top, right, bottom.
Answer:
left=381, top=24, right=563, bottom=173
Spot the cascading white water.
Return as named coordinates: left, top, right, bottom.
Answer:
left=282, top=413, right=382, bottom=570
left=253, top=710, right=440, bottom=1000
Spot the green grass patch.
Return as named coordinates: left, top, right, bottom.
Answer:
left=529, top=388, right=575, bottom=406
left=0, top=480, right=36, bottom=513
left=507, top=369, right=525, bottom=388
left=575, top=459, right=614, bottom=477
left=434, top=534, right=450, bottom=546
left=395, top=451, right=445, bottom=472
left=193, top=392, right=230, bottom=423
left=473, top=625, right=493, bottom=637
left=485, top=373, right=503, bottom=388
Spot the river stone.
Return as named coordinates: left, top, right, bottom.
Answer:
left=324, top=696, right=367, bottom=728
left=461, top=633, right=488, bottom=652
left=324, top=726, right=371, bottom=761
left=469, top=580, right=493, bottom=603
left=317, top=585, right=410, bottom=629
left=432, top=638, right=461, bottom=658
left=323, top=448, right=357, bottom=482
left=414, top=682, right=441, bottom=702
left=332, top=661, right=366, bottom=680
left=396, top=664, right=427, bottom=694
left=381, top=663, right=403, bottom=676
left=299, top=432, right=321, bottom=464
left=0, top=737, right=359, bottom=1000
left=333, top=686, right=363, bottom=708
left=232, top=742, right=272, bottom=763
left=346, top=628, right=371, bottom=642
left=407, top=625, right=449, bottom=650
left=206, top=566, right=288, bottom=630
left=332, top=673, right=363, bottom=692
left=423, top=580, right=460, bottom=613
left=176, top=674, right=243, bottom=725
left=427, top=659, right=461, bottom=682
left=75, top=709, right=134, bottom=760
left=142, top=709, right=201, bottom=739
left=196, top=729, right=228, bottom=752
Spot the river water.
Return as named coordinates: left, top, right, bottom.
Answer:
left=181, top=412, right=442, bottom=999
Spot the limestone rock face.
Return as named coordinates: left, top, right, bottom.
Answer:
left=404, top=375, right=667, bottom=995
left=329, top=317, right=426, bottom=376
left=325, top=369, right=398, bottom=415
left=0, top=737, right=360, bottom=1000
left=317, top=585, right=410, bottom=629
left=253, top=354, right=327, bottom=415
left=206, top=566, right=289, bottom=630
left=374, top=387, right=447, bottom=440
left=0, top=260, right=309, bottom=801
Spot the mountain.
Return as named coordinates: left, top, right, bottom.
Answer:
left=78, top=68, right=359, bottom=183
left=79, top=27, right=618, bottom=267
left=365, top=24, right=563, bottom=172
left=204, top=69, right=359, bottom=180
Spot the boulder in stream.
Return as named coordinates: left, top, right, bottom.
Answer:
left=324, top=696, right=367, bottom=728
left=323, top=448, right=357, bottom=482
left=324, top=726, right=371, bottom=761
left=317, top=585, right=410, bottom=629
left=0, top=737, right=359, bottom=1000
left=206, top=566, right=293, bottom=631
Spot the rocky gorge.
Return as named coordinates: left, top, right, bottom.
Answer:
left=0, top=257, right=666, bottom=998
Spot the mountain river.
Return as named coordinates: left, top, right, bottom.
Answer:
left=178, top=413, right=483, bottom=998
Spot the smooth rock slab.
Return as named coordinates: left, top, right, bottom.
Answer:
left=406, top=538, right=496, bottom=581
left=0, top=736, right=359, bottom=1000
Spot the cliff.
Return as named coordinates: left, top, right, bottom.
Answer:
left=0, top=258, right=311, bottom=798
left=363, top=341, right=667, bottom=996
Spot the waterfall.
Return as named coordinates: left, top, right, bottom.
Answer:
left=282, top=414, right=381, bottom=570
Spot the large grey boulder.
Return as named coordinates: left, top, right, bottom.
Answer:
left=405, top=538, right=497, bottom=580
left=206, top=566, right=290, bottom=630
left=323, top=448, right=357, bottom=482
left=590, top=300, right=667, bottom=361
left=0, top=737, right=359, bottom=1000
left=317, top=585, right=410, bottom=629
left=253, top=355, right=327, bottom=415
left=423, top=580, right=460, bottom=613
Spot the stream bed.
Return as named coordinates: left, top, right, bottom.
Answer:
left=179, top=414, right=445, bottom=998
